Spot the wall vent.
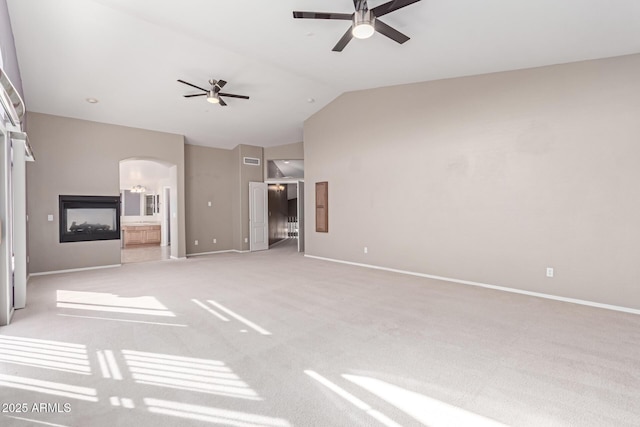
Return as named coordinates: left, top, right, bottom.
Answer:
left=243, top=157, right=261, bottom=166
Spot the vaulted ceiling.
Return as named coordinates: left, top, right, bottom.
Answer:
left=7, top=0, right=640, bottom=149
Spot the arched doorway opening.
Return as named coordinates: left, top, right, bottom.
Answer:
left=119, top=158, right=179, bottom=263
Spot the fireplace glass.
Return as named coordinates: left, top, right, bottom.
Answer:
left=59, top=195, right=121, bottom=243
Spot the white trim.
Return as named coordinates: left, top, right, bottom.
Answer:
left=29, top=264, right=121, bottom=277
left=304, top=255, right=640, bottom=316
left=187, top=249, right=249, bottom=257
left=187, top=250, right=235, bottom=257
left=264, top=179, right=301, bottom=184
left=0, top=67, right=25, bottom=127
left=169, top=256, right=187, bottom=260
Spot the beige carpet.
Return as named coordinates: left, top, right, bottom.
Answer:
left=1, top=239, right=639, bottom=426
left=121, top=245, right=171, bottom=264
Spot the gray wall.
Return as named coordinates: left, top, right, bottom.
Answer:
left=0, top=0, right=23, bottom=98
left=26, top=112, right=186, bottom=273
left=185, top=144, right=233, bottom=254
left=186, top=143, right=265, bottom=253
left=288, top=198, right=297, bottom=218
left=304, top=54, right=640, bottom=310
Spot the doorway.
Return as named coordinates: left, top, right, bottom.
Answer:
left=264, top=158, right=304, bottom=252
left=119, top=159, right=174, bottom=264
left=263, top=181, right=304, bottom=252
left=0, top=126, right=32, bottom=324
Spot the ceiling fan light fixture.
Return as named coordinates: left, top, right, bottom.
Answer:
left=206, top=91, right=220, bottom=104
left=131, top=185, right=146, bottom=193
left=352, top=23, right=375, bottom=39
left=352, top=9, right=375, bottom=39
left=179, top=78, right=249, bottom=106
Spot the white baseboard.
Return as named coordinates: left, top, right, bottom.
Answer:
left=304, top=255, right=640, bottom=316
left=187, top=249, right=248, bottom=257
left=30, top=264, right=122, bottom=277
left=187, top=250, right=235, bottom=257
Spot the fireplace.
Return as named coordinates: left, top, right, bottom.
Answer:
left=59, top=195, right=121, bottom=243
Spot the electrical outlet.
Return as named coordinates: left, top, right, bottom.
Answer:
left=546, top=267, right=554, bottom=278
left=47, top=214, right=54, bottom=222
left=208, top=201, right=212, bottom=207
left=213, top=238, right=217, bottom=244
left=364, top=247, right=368, bottom=254
left=244, top=237, right=248, bottom=243
left=195, top=240, right=199, bottom=246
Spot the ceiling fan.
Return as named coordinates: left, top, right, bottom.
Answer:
left=293, top=0, right=422, bottom=52
left=177, top=79, right=249, bottom=106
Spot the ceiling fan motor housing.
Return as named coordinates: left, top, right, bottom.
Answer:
left=354, top=9, right=374, bottom=26
left=353, top=10, right=375, bottom=39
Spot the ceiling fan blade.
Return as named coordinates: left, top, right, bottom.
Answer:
left=177, top=79, right=208, bottom=92
left=374, top=19, right=410, bottom=44
left=332, top=27, right=354, bottom=52
left=216, top=80, right=227, bottom=89
left=218, top=93, right=249, bottom=100
left=219, top=98, right=227, bottom=107
left=353, top=0, right=368, bottom=11
left=372, top=0, right=421, bottom=18
left=183, top=93, right=207, bottom=98
left=293, top=11, right=353, bottom=20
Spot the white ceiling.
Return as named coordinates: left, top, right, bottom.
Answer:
left=7, top=0, right=640, bottom=149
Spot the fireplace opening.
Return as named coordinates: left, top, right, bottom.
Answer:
left=59, top=195, right=121, bottom=243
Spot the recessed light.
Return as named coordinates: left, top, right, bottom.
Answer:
left=307, top=98, right=315, bottom=103
left=284, top=161, right=290, bottom=164
left=86, top=98, right=99, bottom=104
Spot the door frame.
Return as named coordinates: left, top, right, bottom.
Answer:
left=0, top=125, right=14, bottom=325
left=265, top=179, right=305, bottom=252
left=162, top=186, right=171, bottom=246
left=297, top=180, right=305, bottom=253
